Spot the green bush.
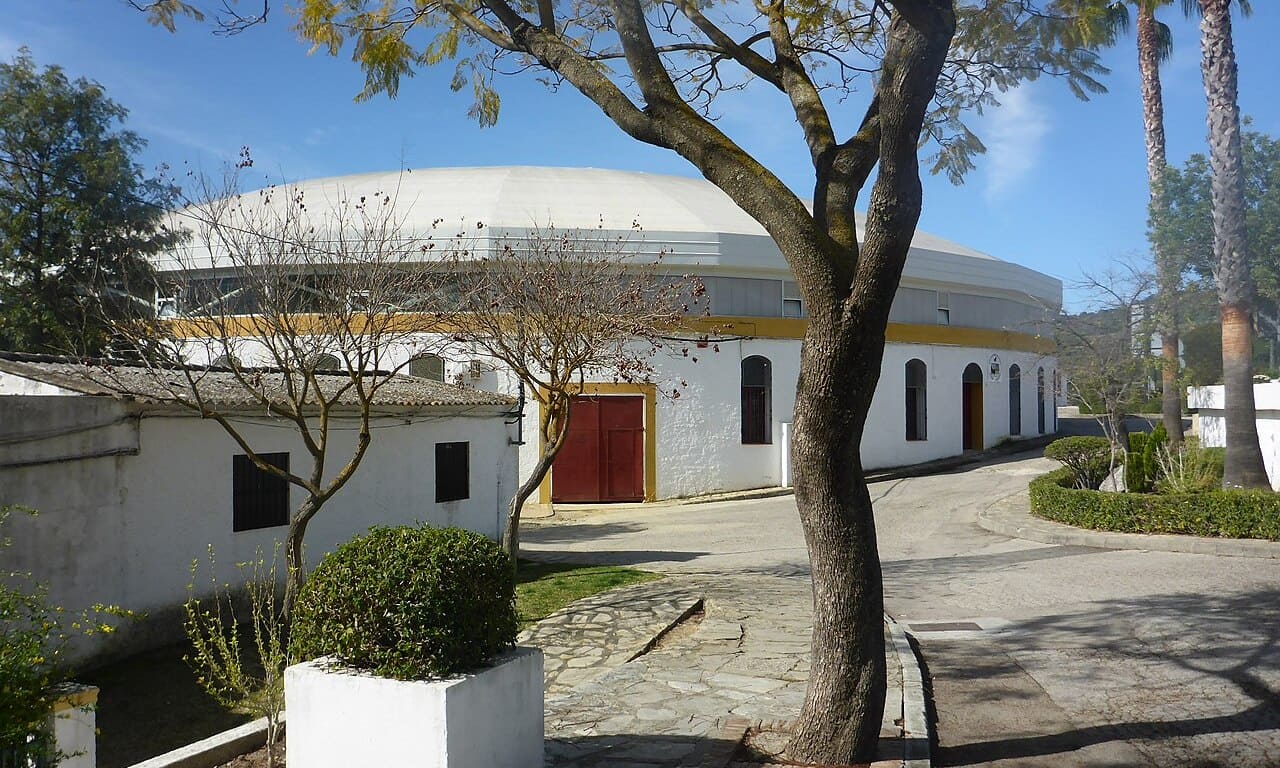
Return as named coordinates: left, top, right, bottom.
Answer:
left=291, top=525, right=518, bottom=680
left=1124, top=425, right=1169, bottom=493
left=1124, top=433, right=1150, bottom=493
left=1153, top=437, right=1225, bottom=494
left=1044, top=436, right=1114, bottom=490
left=1030, top=468, right=1280, bottom=540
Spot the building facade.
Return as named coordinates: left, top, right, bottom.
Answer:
left=0, top=354, right=518, bottom=661
left=158, top=166, right=1062, bottom=503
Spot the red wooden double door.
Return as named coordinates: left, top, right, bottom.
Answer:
left=551, top=395, right=645, bottom=503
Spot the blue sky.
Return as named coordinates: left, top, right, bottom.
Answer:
left=5, top=2, right=1278, bottom=309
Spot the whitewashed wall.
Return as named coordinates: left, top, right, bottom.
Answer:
left=1189, top=382, right=1280, bottom=491
left=179, top=333, right=1058, bottom=501
left=0, top=398, right=517, bottom=663
left=503, top=339, right=1056, bottom=500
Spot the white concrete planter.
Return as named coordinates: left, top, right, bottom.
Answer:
left=285, top=647, right=543, bottom=768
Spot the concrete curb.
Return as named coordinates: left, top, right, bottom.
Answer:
left=978, top=490, right=1280, bottom=559
left=886, top=616, right=931, bottom=768
left=865, top=438, right=1054, bottom=485
left=128, top=716, right=282, bottom=768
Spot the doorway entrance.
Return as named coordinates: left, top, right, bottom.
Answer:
left=962, top=363, right=984, bottom=451
left=551, top=395, right=645, bottom=503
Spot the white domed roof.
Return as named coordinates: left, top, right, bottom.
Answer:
left=161, top=166, right=1060, bottom=304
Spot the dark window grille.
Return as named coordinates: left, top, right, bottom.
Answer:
left=905, top=359, right=928, bottom=441
left=741, top=355, right=772, bottom=444
left=436, top=442, right=470, bottom=502
left=233, top=453, right=290, bottom=532
left=1009, top=364, right=1022, bottom=436
left=1037, top=368, right=1047, bottom=435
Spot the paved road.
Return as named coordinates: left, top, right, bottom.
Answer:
left=523, top=452, right=1280, bottom=767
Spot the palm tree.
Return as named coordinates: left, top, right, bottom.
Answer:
left=1194, top=0, right=1269, bottom=488
left=1067, top=0, right=1184, bottom=443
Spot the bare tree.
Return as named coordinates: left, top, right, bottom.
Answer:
left=100, top=170, right=448, bottom=621
left=441, top=224, right=702, bottom=561
left=1059, top=259, right=1157, bottom=457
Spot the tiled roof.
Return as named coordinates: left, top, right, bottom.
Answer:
left=0, top=352, right=515, bottom=411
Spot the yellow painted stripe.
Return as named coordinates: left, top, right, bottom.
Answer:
left=51, top=686, right=99, bottom=713
left=685, top=316, right=1055, bottom=353
left=167, top=313, right=1053, bottom=354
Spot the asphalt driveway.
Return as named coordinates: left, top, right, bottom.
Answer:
left=522, top=451, right=1280, bottom=767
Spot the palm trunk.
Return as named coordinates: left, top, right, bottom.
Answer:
left=1136, top=6, right=1183, bottom=446
left=1198, top=0, right=1270, bottom=488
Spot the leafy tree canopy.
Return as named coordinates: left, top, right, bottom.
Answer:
left=143, top=1, right=1113, bottom=186
left=0, top=49, right=179, bottom=355
left=1155, top=126, right=1280, bottom=322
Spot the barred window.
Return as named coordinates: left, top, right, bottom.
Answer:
left=436, top=442, right=470, bottom=502
left=741, top=356, right=772, bottom=445
left=233, top=453, right=289, bottom=532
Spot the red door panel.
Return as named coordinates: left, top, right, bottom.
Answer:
left=551, top=398, right=601, bottom=503
left=551, top=396, right=644, bottom=503
left=604, top=427, right=644, bottom=501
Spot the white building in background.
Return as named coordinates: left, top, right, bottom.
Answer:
left=1188, top=382, right=1280, bottom=491
left=158, top=166, right=1062, bottom=504
left=0, top=353, right=518, bottom=661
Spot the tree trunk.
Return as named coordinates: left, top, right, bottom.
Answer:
left=281, top=500, right=318, bottom=625
left=785, top=9, right=954, bottom=763
left=1198, top=0, right=1270, bottom=488
left=786, top=309, right=887, bottom=763
left=501, top=394, right=571, bottom=566
left=1136, top=6, right=1184, bottom=446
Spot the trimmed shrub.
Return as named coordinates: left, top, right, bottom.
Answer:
left=1124, top=432, right=1150, bottom=493
left=1043, top=436, right=1114, bottom=490
left=291, top=525, right=518, bottom=680
left=1029, top=468, right=1280, bottom=540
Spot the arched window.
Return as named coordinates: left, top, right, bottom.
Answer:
left=1008, top=364, right=1022, bottom=437
left=409, top=353, right=446, bottom=382
left=1037, top=367, right=1046, bottom=434
left=310, top=353, right=341, bottom=371
left=741, top=355, right=772, bottom=444
left=905, top=359, right=928, bottom=441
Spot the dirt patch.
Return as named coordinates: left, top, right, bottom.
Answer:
left=729, top=723, right=878, bottom=768
left=80, top=640, right=252, bottom=768
left=217, top=739, right=284, bottom=767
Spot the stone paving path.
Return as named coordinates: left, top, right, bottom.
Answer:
left=519, top=581, right=703, bottom=695
left=524, top=574, right=910, bottom=768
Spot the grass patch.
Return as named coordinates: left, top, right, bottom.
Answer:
left=517, top=559, right=659, bottom=628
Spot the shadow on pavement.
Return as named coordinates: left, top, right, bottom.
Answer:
left=546, top=731, right=741, bottom=767
left=931, top=586, right=1280, bottom=767
left=524, top=520, right=649, bottom=543
left=524, top=548, right=711, bottom=567
left=882, top=544, right=1102, bottom=582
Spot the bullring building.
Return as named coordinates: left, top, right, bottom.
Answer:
left=158, top=166, right=1061, bottom=504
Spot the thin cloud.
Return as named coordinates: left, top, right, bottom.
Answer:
left=982, top=86, right=1050, bottom=202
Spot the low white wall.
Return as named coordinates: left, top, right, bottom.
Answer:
left=1189, top=382, right=1280, bottom=491
left=49, top=685, right=97, bottom=768
left=0, top=400, right=518, bottom=663
left=286, top=648, right=543, bottom=768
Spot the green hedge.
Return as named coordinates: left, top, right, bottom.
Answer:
left=291, top=525, right=518, bottom=680
left=1029, top=467, right=1280, bottom=540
